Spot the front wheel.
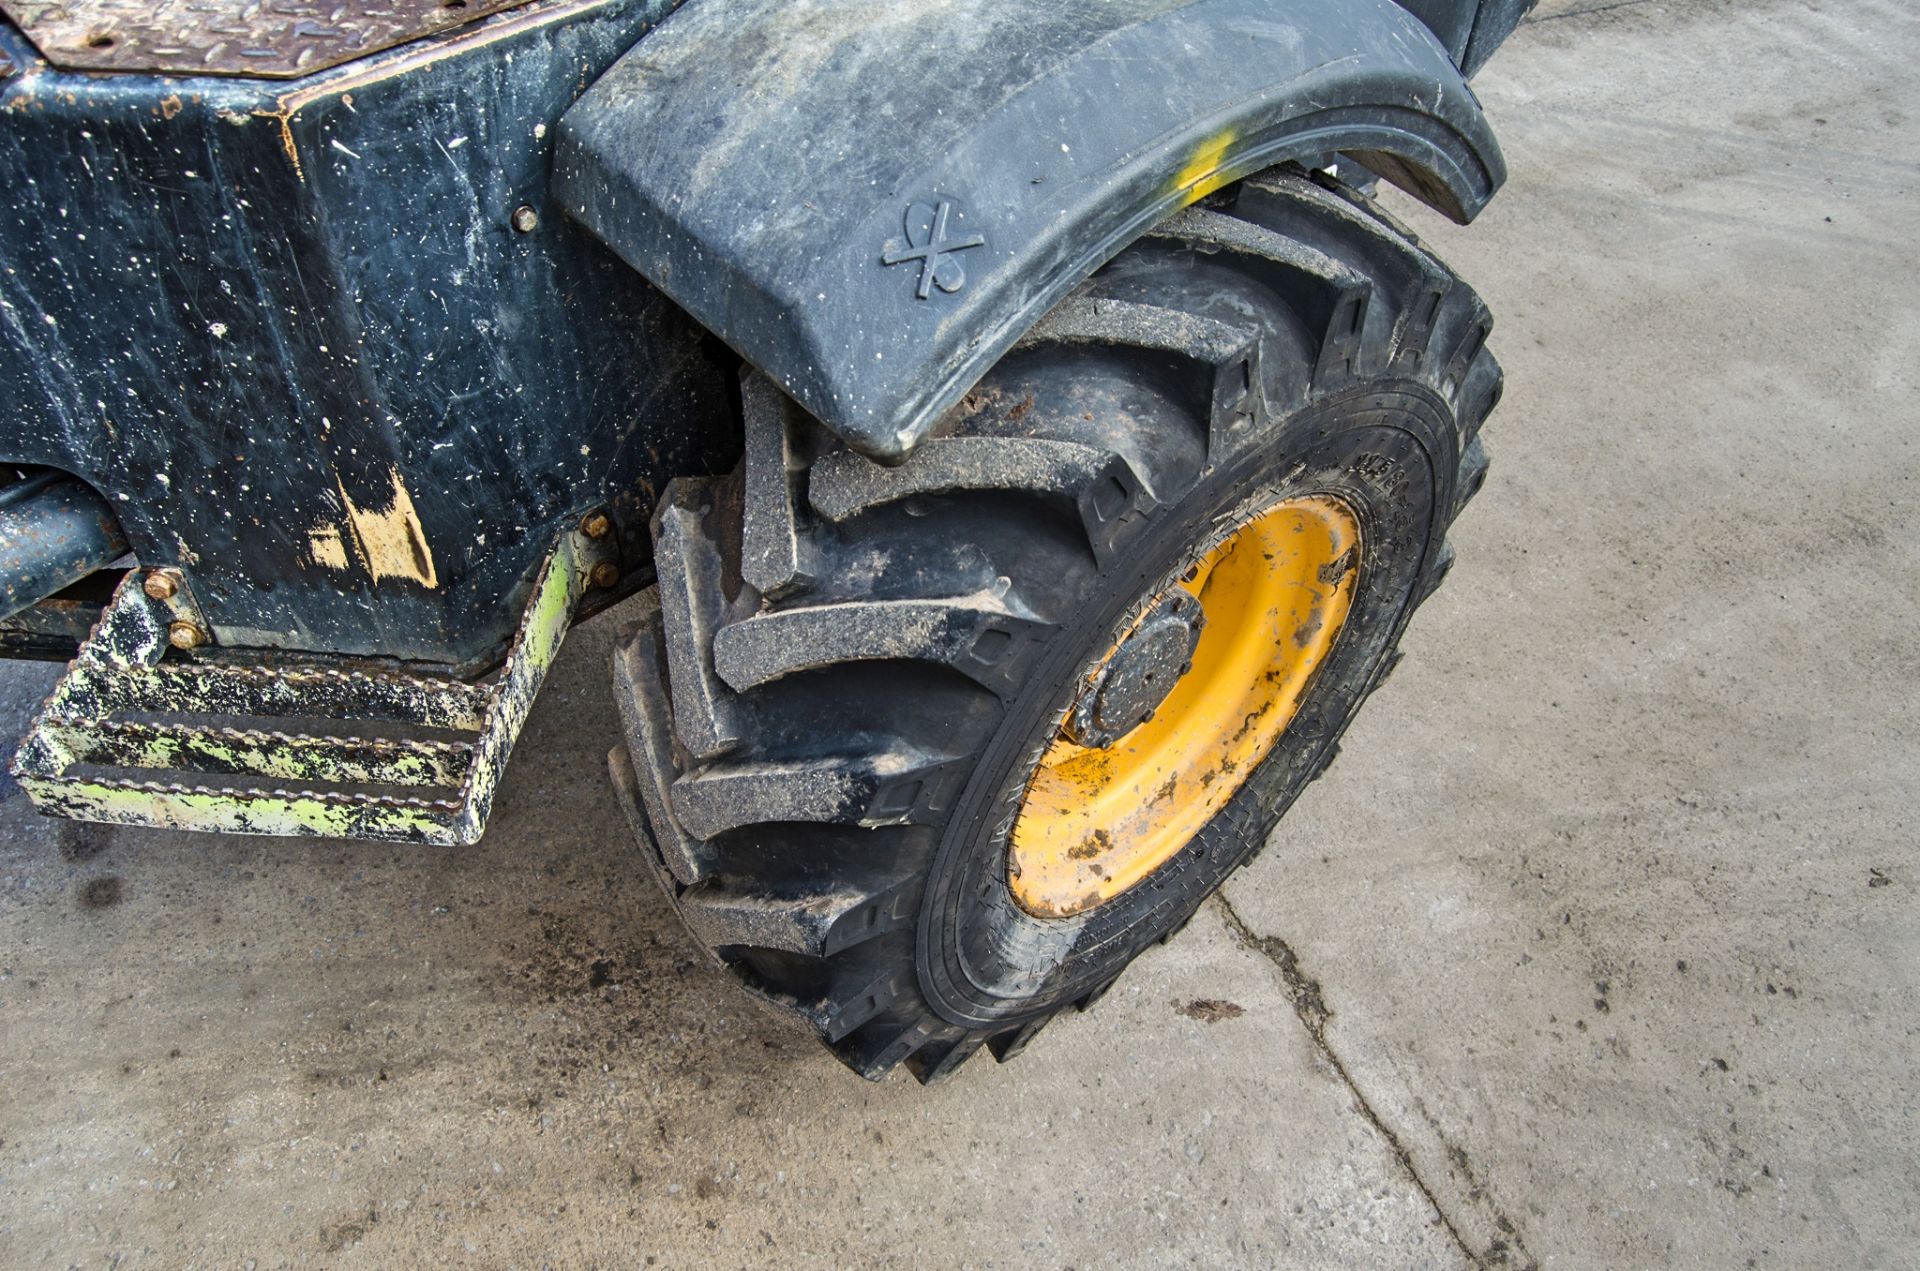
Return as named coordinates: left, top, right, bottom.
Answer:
left=609, top=168, right=1502, bottom=1081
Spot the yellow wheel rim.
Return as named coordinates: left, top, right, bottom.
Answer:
left=1007, top=494, right=1362, bottom=918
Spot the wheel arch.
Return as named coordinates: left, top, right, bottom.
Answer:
left=554, top=0, right=1507, bottom=463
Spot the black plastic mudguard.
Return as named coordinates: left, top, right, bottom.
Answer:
left=555, top=0, right=1511, bottom=462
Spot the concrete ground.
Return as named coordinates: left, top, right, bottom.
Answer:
left=2, top=0, right=1916, bottom=1265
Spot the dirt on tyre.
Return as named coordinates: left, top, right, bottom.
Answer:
left=609, top=167, right=1503, bottom=1082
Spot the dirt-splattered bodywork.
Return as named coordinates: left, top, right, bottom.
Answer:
left=0, top=0, right=1527, bottom=843
left=0, top=0, right=732, bottom=672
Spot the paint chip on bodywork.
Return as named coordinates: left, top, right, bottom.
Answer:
left=328, top=468, right=439, bottom=587
left=309, top=526, right=350, bottom=571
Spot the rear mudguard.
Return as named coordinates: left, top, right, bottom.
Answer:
left=556, top=0, right=1515, bottom=462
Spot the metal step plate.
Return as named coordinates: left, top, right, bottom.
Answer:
left=10, top=532, right=593, bottom=845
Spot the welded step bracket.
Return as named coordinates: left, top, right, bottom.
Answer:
left=9, top=530, right=605, bottom=845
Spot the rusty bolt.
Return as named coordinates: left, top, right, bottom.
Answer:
left=167, top=621, right=205, bottom=651
left=580, top=511, right=612, bottom=539
left=143, top=571, right=179, bottom=602
left=590, top=561, right=621, bottom=590
left=511, top=205, right=540, bottom=233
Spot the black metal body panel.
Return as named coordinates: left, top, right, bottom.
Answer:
left=0, top=1, right=735, bottom=671
left=555, top=0, right=1514, bottom=463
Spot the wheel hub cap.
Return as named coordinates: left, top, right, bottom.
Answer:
left=1063, top=590, right=1205, bottom=748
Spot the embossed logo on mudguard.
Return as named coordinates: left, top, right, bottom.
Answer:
left=882, top=201, right=985, bottom=299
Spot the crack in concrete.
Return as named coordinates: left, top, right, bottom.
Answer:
left=1523, top=0, right=1671, bottom=25
left=1211, top=893, right=1537, bottom=1270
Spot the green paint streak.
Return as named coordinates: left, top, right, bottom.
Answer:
left=14, top=532, right=590, bottom=847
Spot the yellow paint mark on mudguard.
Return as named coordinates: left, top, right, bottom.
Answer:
left=1173, top=128, right=1239, bottom=204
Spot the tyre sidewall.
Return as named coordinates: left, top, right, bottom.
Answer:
left=917, top=384, right=1458, bottom=1029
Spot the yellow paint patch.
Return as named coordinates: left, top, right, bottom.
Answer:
left=308, top=526, right=350, bottom=571
left=1172, top=128, right=1238, bottom=204
left=335, top=469, right=439, bottom=588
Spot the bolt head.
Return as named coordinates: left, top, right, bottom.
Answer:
left=167, top=621, right=204, bottom=651
left=580, top=511, right=612, bottom=539
left=511, top=205, right=539, bottom=233
left=143, top=571, right=178, bottom=601
left=590, top=561, right=621, bottom=590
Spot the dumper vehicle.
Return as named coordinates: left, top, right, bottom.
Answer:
left=0, top=0, right=1529, bottom=1081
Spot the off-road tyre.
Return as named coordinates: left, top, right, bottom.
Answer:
left=609, top=167, right=1502, bottom=1082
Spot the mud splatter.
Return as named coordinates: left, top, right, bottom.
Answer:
left=1176, top=998, right=1245, bottom=1023
left=58, top=822, right=113, bottom=863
